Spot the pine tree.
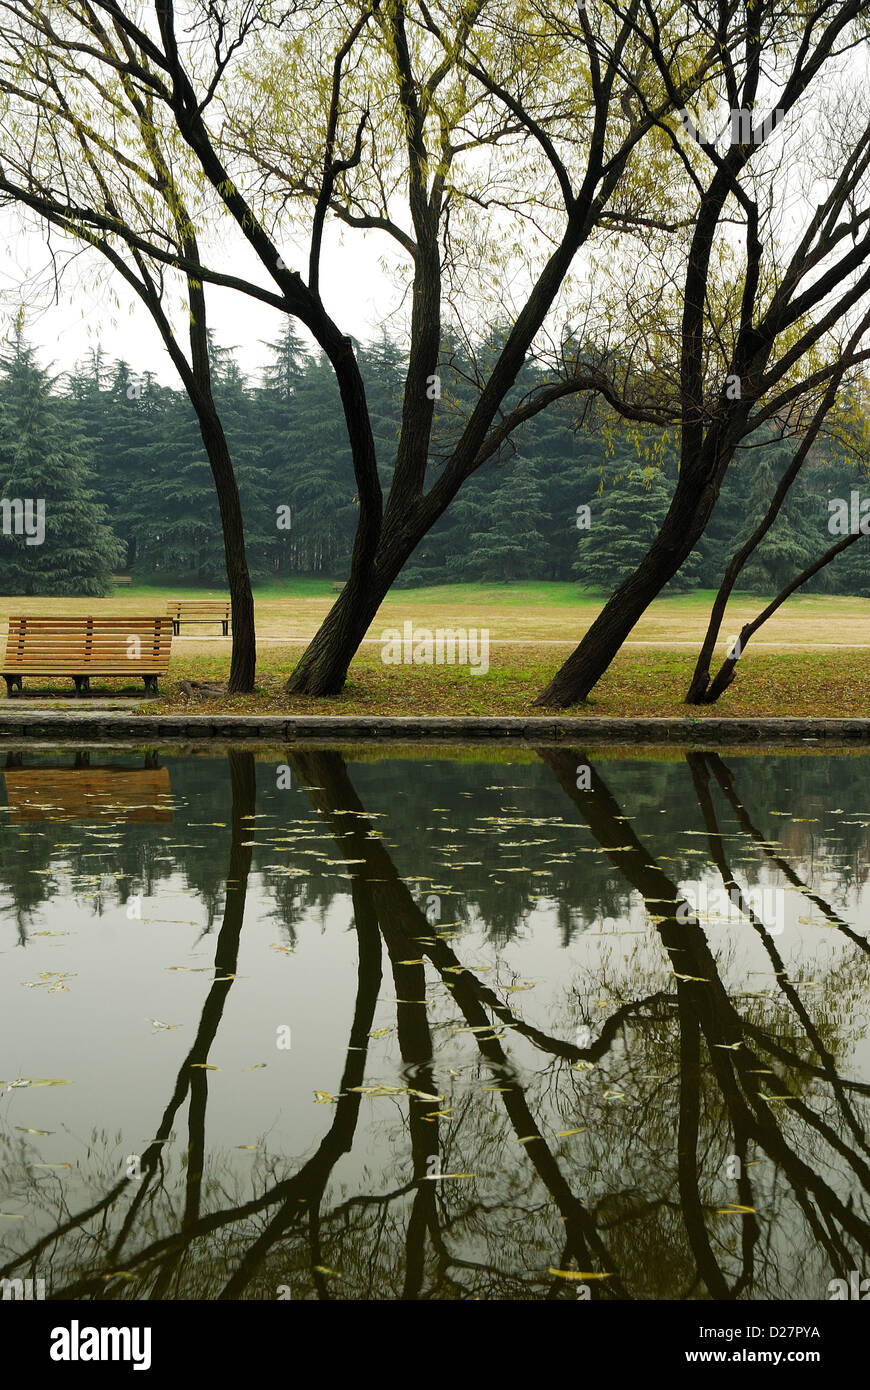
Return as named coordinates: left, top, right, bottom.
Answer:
left=741, top=450, right=819, bottom=593
left=575, top=463, right=701, bottom=592
left=464, top=456, right=546, bottom=580
left=257, top=324, right=309, bottom=575
left=132, top=385, right=222, bottom=582
left=211, top=346, right=274, bottom=582
left=275, top=351, right=358, bottom=574
left=0, top=330, right=123, bottom=594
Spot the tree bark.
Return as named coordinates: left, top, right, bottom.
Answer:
left=697, top=529, right=866, bottom=702
left=685, top=340, right=862, bottom=702
left=195, top=409, right=256, bottom=694
left=534, top=471, right=721, bottom=708
left=285, top=515, right=426, bottom=694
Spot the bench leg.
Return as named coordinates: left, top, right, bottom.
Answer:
left=222, top=620, right=228, bottom=636
left=72, top=676, right=90, bottom=697
left=73, top=750, right=91, bottom=769
left=143, top=674, right=159, bottom=695
left=173, top=621, right=180, bottom=636
left=4, top=675, right=22, bottom=697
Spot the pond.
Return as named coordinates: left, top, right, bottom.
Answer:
left=1, top=743, right=868, bottom=1302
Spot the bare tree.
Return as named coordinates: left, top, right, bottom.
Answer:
left=0, top=4, right=260, bottom=688
left=0, top=0, right=727, bottom=694
left=536, top=0, right=870, bottom=706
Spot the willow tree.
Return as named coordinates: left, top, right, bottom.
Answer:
left=685, top=334, right=870, bottom=704
left=0, top=1, right=261, bottom=689
left=535, top=0, right=870, bottom=707
left=0, top=0, right=733, bottom=695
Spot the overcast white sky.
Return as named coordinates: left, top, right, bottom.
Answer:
left=0, top=210, right=404, bottom=385
left=1, top=43, right=862, bottom=392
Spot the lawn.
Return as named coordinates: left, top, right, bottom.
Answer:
left=1, top=581, right=867, bottom=716
left=2, top=579, right=868, bottom=645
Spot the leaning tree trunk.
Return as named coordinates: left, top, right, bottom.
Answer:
left=285, top=572, right=388, bottom=695
left=137, top=245, right=258, bottom=695
left=535, top=475, right=717, bottom=708
left=285, top=515, right=430, bottom=694
left=685, top=362, right=851, bottom=703
left=696, top=529, right=866, bottom=703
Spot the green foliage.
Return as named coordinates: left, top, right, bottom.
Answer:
left=0, top=332, right=123, bottom=595
left=575, top=459, right=702, bottom=593
left=2, top=326, right=867, bottom=601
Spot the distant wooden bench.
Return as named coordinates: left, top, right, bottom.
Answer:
left=3, top=765, right=172, bottom=823
left=2, top=616, right=173, bottom=696
left=331, top=582, right=344, bottom=592
left=167, top=600, right=231, bottom=635
left=113, top=574, right=133, bottom=586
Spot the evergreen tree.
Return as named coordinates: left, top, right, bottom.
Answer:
left=0, top=330, right=123, bottom=594
left=576, top=463, right=701, bottom=593
left=258, top=323, right=310, bottom=575
left=741, top=451, right=819, bottom=593
left=211, top=345, right=274, bottom=581
left=464, top=456, right=546, bottom=580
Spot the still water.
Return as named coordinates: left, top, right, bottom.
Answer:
left=1, top=744, right=868, bottom=1301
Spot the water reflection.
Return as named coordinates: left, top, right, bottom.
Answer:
left=3, top=750, right=171, bottom=824
left=0, top=745, right=868, bottom=1300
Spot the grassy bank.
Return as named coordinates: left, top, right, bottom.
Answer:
left=136, top=646, right=870, bottom=718
left=1, top=584, right=867, bottom=716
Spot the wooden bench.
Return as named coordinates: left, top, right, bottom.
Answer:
left=2, top=616, right=173, bottom=696
left=331, top=582, right=344, bottom=592
left=166, top=600, right=231, bottom=635
left=3, top=764, right=172, bottom=823
left=112, top=574, right=133, bottom=586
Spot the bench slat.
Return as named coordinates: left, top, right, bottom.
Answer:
left=2, top=616, right=173, bottom=694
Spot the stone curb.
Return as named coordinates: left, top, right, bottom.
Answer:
left=0, top=712, right=867, bottom=743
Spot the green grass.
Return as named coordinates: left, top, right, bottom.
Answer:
left=141, top=645, right=870, bottom=719
left=2, top=582, right=867, bottom=716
